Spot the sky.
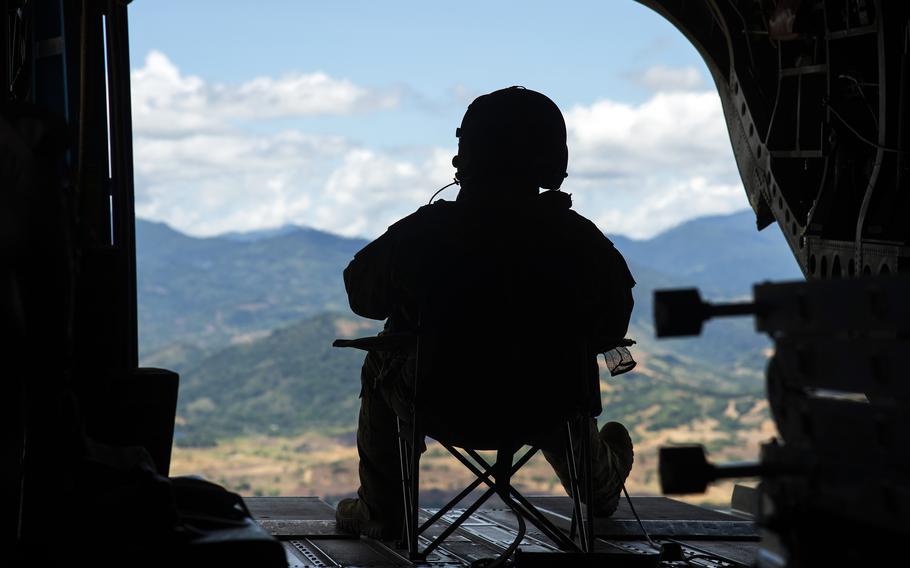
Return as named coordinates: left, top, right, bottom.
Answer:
left=127, top=0, right=750, bottom=240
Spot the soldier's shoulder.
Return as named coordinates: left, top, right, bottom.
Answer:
left=556, top=209, right=616, bottom=248
left=537, top=191, right=612, bottom=241
left=387, top=200, right=458, bottom=234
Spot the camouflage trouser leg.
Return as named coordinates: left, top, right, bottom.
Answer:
left=355, top=350, right=624, bottom=520
left=354, top=351, right=406, bottom=523
left=541, top=419, right=626, bottom=516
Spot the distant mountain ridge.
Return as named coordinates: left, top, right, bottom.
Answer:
left=136, top=219, right=368, bottom=352
left=608, top=211, right=802, bottom=297
left=135, top=210, right=799, bottom=446
left=220, top=225, right=305, bottom=242
left=205, top=210, right=803, bottom=293
left=137, top=209, right=800, bottom=353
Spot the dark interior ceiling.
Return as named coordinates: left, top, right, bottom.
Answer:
left=639, top=0, right=910, bottom=279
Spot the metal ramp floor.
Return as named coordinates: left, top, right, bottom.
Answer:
left=245, top=496, right=759, bottom=567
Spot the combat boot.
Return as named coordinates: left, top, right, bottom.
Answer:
left=335, top=497, right=402, bottom=541
left=593, top=421, right=634, bottom=516
left=542, top=420, right=634, bottom=517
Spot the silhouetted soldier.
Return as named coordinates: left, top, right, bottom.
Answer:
left=336, top=87, right=636, bottom=539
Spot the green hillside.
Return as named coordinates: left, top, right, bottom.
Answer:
left=136, top=210, right=796, bottom=448
left=173, top=313, right=381, bottom=446
left=137, top=210, right=800, bottom=358
left=137, top=220, right=367, bottom=352
left=171, top=312, right=765, bottom=448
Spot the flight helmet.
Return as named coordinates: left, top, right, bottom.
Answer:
left=453, top=86, right=568, bottom=191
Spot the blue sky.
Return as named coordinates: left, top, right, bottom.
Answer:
left=129, top=1, right=700, bottom=102
left=127, top=0, right=749, bottom=239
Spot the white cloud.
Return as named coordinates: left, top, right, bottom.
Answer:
left=566, top=91, right=729, bottom=176
left=133, top=127, right=456, bottom=237
left=212, top=73, right=399, bottom=120
left=562, top=88, right=746, bottom=238
left=131, top=50, right=399, bottom=136
left=131, top=50, right=449, bottom=238
left=311, top=148, right=454, bottom=237
left=132, top=52, right=746, bottom=240
left=631, top=65, right=704, bottom=92
left=590, top=177, right=745, bottom=238
left=133, top=130, right=353, bottom=235
left=131, top=51, right=219, bottom=135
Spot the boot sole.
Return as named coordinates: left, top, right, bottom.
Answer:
left=336, top=515, right=398, bottom=540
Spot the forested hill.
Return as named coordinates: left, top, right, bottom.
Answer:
left=137, top=209, right=801, bottom=354
left=166, top=312, right=766, bottom=447
left=136, top=210, right=801, bottom=446
left=136, top=220, right=367, bottom=352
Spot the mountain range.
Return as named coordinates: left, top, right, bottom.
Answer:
left=137, top=209, right=801, bottom=353
left=136, top=209, right=802, bottom=446
left=137, top=221, right=366, bottom=353
left=610, top=212, right=802, bottom=298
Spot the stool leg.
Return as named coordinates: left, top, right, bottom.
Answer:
left=408, top=416, right=421, bottom=558
left=581, top=418, right=595, bottom=552
left=565, top=421, right=588, bottom=552
left=570, top=507, right=577, bottom=541
left=396, top=417, right=413, bottom=551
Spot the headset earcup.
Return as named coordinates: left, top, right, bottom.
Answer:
left=452, top=155, right=462, bottom=181
left=452, top=153, right=468, bottom=181
left=538, top=142, right=568, bottom=190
